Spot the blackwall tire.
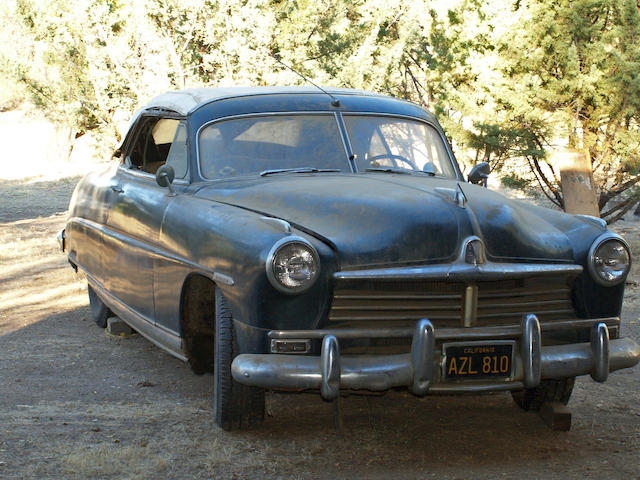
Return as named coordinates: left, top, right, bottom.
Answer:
left=88, top=285, right=112, bottom=328
left=511, top=378, right=575, bottom=412
left=213, top=289, right=265, bottom=431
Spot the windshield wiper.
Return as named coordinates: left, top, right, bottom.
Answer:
left=260, top=167, right=341, bottom=176
left=365, top=167, right=413, bottom=175
left=365, top=167, right=436, bottom=176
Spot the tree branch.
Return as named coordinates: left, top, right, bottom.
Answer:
left=603, top=197, right=637, bottom=224
left=527, top=156, right=563, bottom=208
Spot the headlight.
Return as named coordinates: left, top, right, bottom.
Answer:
left=266, top=237, right=320, bottom=294
left=588, top=233, right=631, bottom=286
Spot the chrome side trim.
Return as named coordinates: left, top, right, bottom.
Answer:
left=212, top=272, right=235, bottom=287
left=85, top=273, right=186, bottom=361
left=334, top=262, right=583, bottom=281
left=67, top=217, right=235, bottom=287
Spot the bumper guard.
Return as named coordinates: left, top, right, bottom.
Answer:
left=231, top=315, right=640, bottom=400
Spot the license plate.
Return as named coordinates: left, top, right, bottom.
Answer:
left=443, top=342, right=514, bottom=380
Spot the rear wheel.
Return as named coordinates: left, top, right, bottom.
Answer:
left=213, top=289, right=265, bottom=430
left=511, top=378, right=575, bottom=411
left=88, top=285, right=112, bottom=328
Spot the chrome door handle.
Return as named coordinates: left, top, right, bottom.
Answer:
left=110, top=185, right=124, bottom=193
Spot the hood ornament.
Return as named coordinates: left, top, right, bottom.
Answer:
left=463, top=237, right=486, bottom=265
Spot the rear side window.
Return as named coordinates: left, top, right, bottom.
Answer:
left=126, top=117, right=188, bottom=179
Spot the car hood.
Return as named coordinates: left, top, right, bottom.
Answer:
left=194, top=174, right=574, bottom=269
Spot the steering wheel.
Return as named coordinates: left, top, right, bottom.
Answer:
left=367, top=154, right=415, bottom=170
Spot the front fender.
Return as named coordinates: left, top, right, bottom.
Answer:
left=155, top=195, right=336, bottom=336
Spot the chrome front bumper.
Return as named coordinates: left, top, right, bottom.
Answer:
left=231, top=315, right=640, bottom=400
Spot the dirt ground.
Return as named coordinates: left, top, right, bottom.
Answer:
left=1, top=170, right=639, bottom=480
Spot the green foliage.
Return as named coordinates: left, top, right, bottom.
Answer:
left=492, top=0, right=640, bottom=220
left=500, top=173, right=531, bottom=191
left=1, top=0, right=638, bottom=221
left=466, top=122, right=545, bottom=170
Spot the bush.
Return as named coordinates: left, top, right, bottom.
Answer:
left=500, top=174, right=531, bottom=190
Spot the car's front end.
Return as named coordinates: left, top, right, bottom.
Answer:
left=230, top=217, right=638, bottom=400
left=186, top=88, right=639, bottom=419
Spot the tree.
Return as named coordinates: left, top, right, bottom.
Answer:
left=490, top=0, right=640, bottom=222
left=2, top=0, right=184, bottom=154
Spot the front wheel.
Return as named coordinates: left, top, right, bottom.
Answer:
left=213, top=289, right=265, bottom=430
left=88, top=285, right=112, bottom=328
left=511, top=378, right=575, bottom=412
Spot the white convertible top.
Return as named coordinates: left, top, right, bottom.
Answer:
left=143, top=86, right=382, bottom=115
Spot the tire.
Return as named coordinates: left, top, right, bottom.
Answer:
left=511, top=377, right=575, bottom=412
left=88, top=285, right=112, bottom=328
left=213, top=289, right=265, bottom=430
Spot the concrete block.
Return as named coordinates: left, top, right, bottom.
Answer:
left=539, top=401, right=572, bottom=431
left=107, top=317, right=134, bottom=336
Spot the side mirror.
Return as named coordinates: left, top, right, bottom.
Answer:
left=156, top=164, right=176, bottom=195
left=468, top=162, right=490, bottom=187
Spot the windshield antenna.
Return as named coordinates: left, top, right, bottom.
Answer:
left=270, top=53, right=341, bottom=107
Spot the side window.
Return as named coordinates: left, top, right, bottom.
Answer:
left=126, top=117, right=188, bottom=179
left=165, top=123, right=188, bottom=179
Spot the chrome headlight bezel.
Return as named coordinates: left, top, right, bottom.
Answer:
left=266, top=237, right=320, bottom=294
left=587, top=232, right=631, bottom=286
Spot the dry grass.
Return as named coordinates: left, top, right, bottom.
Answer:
left=64, top=444, right=170, bottom=478
left=0, top=213, right=87, bottom=335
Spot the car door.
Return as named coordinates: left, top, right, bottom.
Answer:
left=67, top=162, right=120, bottom=289
left=102, top=114, right=189, bottom=322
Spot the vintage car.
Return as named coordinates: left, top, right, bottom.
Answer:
left=59, top=86, right=640, bottom=430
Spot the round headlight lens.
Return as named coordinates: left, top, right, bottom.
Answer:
left=589, top=236, right=631, bottom=286
left=267, top=240, right=319, bottom=293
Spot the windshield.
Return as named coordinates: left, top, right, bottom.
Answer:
left=343, top=115, right=456, bottom=178
left=199, top=114, right=349, bottom=178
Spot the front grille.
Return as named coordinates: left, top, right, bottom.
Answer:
left=327, top=276, right=577, bottom=329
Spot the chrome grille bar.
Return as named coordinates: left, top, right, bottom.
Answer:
left=327, top=275, right=578, bottom=328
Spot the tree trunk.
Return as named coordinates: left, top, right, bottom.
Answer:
left=556, top=148, right=600, bottom=217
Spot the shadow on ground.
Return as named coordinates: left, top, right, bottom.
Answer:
left=0, top=176, right=80, bottom=222
left=0, top=306, right=637, bottom=479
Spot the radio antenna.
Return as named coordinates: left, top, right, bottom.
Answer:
left=270, top=53, right=341, bottom=107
